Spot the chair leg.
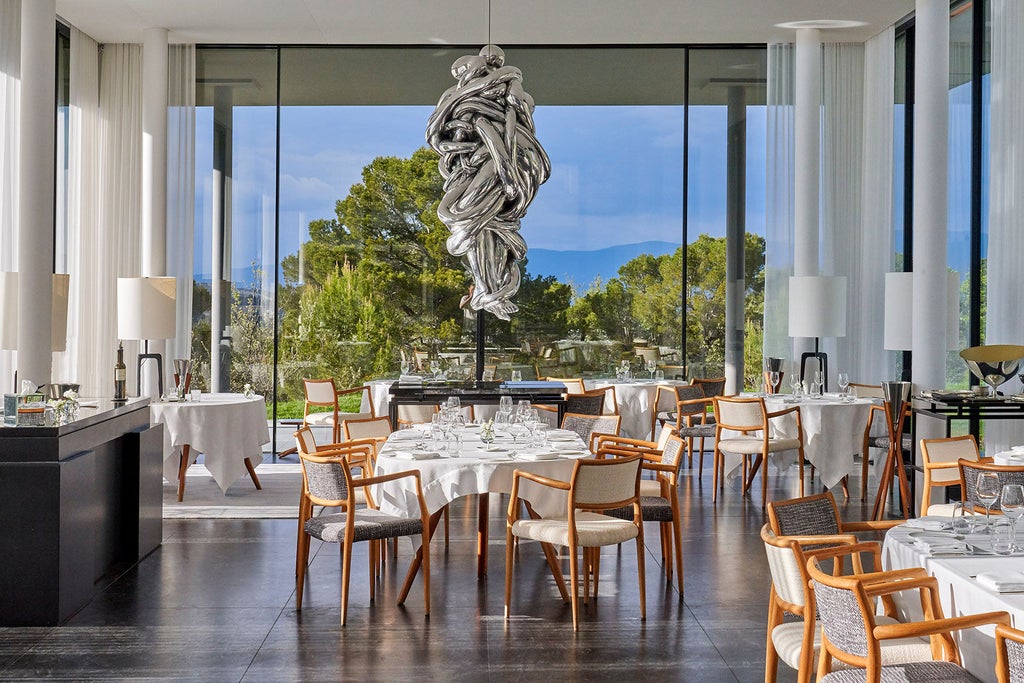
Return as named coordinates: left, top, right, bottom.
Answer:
left=797, top=446, right=805, bottom=497
left=244, top=457, right=262, bottom=490
left=340, top=541, right=353, bottom=627
left=504, top=526, right=514, bottom=619
left=569, top=543, right=580, bottom=630
left=712, top=448, right=721, bottom=502
left=635, top=527, right=646, bottom=621
left=420, top=530, right=431, bottom=617
left=764, top=593, right=782, bottom=683
left=176, top=444, right=191, bottom=502
left=582, top=548, right=591, bottom=605
left=592, top=549, right=601, bottom=598
left=670, top=504, right=684, bottom=599
left=368, top=541, right=376, bottom=603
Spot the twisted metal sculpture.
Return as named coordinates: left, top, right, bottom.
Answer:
left=426, top=45, right=550, bottom=320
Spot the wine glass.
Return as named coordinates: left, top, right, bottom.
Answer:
left=837, top=371, right=850, bottom=400
left=813, top=370, right=824, bottom=397
left=508, top=422, right=529, bottom=445
left=976, top=472, right=1001, bottom=532
left=1000, top=484, right=1024, bottom=549
left=498, top=395, right=513, bottom=415
left=446, top=396, right=460, bottom=411
left=769, top=371, right=781, bottom=395
left=789, top=373, right=803, bottom=399
left=646, top=359, right=657, bottom=379
left=510, top=369, right=522, bottom=382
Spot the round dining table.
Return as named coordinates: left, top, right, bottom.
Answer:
left=585, top=378, right=690, bottom=440
left=150, top=392, right=270, bottom=499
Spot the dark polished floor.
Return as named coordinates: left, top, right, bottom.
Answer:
left=0, top=459, right=887, bottom=681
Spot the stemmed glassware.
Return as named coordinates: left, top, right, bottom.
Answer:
left=976, top=472, right=1001, bottom=532
left=1000, top=484, right=1024, bottom=550
left=837, top=371, right=850, bottom=401
left=646, top=359, right=657, bottom=379
left=769, top=371, right=781, bottom=395
left=498, top=395, right=513, bottom=415
left=812, top=370, right=824, bottom=397
left=789, top=373, right=803, bottom=401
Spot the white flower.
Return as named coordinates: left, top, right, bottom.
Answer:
left=63, top=389, right=79, bottom=402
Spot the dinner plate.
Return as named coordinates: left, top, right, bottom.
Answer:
left=547, top=434, right=579, bottom=442
left=904, top=516, right=953, bottom=531
left=907, top=531, right=958, bottom=542
left=517, top=452, right=559, bottom=461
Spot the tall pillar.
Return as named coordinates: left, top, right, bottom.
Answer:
left=791, top=28, right=821, bottom=380
left=142, top=28, right=168, bottom=277
left=210, top=86, right=232, bottom=393
left=793, top=28, right=821, bottom=278
left=724, top=86, right=746, bottom=394
left=141, top=28, right=169, bottom=398
left=911, top=0, right=949, bottom=393
left=17, top=0, right=56, bottom=387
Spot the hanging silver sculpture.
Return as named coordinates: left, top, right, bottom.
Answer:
left=426, top=45, right=550, bottom=321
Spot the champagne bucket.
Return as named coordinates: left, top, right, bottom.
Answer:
left=173, top=359, right=192, bottom=397
left=881, top=381, right=912, bottom=432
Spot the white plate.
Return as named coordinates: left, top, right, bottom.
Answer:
left=548, top=434, right=579, bottom=442
left=517, top=452, right=559, bottom=461
left=907, top=531, right=957, bottom=542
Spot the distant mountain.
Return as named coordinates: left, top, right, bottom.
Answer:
left=524, top=241, right=678, bottom=289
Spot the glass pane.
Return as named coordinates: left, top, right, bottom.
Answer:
left=948, top=3, right=972, bottom=389
left=686, top=48, right=767, bottom=389
left=194, top=48, right=278, bottom=402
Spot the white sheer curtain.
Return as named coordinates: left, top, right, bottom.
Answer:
left=167, top=44, right=195, bottom=367
left=56, top=29, right=102, bottom=392
left=984, top=0, right=1024, bottom=453
left=857, top=27, right=896, bottom=384
left=0, top=0, right=19, bottom=390
left=822, top=43, right=865, bottom=382
left=763, top=43, right=794, bottom=364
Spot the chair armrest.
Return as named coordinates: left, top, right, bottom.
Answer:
left=873, top=611, right=1010, bottom=641
left=533, top=403, right=558, bottom=414
left=783, top=533, right=859, bottom=548
left=766, top=405, right=799, bottom=419
left=589, top=431, right=618, bottom=451
left=512, top=469, right=572, bottom=492
left=841, top=519, right=905, bottom=533
left=596, top=435, right=657, bottom=450
left=352, top=468, right=422, bottom=488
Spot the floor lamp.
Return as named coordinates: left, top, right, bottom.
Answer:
left=788, top=275, right=847, bottom=392
left=1, top=272, right=71, bottom=392
left=117, top=277, right=176, bottom=398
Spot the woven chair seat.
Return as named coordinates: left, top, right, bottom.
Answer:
left=604, top=495, right=673, bottom=522
left=677, top=422, right=717, bottom=439
left=657, top=410, right=716, bottom=426
left=305, top=509, right=423, bottom=543
left=821, top=660, right=977, bottom=682
left=868, top=434, right=913, bottom=451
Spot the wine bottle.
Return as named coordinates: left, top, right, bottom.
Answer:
left=114, top=342, right=127, bottom=400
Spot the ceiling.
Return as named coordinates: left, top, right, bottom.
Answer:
left=55, top=0, right=914, bottom=46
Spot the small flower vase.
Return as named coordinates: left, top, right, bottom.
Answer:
left=480, top=424, right=495, bottom=444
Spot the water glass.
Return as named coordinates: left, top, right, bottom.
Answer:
left=499, top=395, right=513, bottom=414
left=992, top=518, right=1014, bottom=555
left=510, top=370, right=522, bottom=382
left=448, top=430, right=463, bottom=458
left=951, top=501, right=975, bottom=535
left=654, top=369, right=665, bottom=381
left=1000, top=483, right=1024, bottom=549
left=190, top=389, right=201, bottom=402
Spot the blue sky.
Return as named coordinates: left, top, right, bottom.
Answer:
left=195, top=103, right=769, bottom=284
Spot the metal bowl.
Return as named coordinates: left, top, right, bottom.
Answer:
left=46, top=382, right=81, bottom=400
left=959, top=345, right=1024, bottom=395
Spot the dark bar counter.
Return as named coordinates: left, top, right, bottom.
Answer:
left=0, top=397, right=163, bottom=625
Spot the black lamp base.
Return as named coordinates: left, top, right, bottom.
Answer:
left=137, top=353, right=164, bottom=398
left=799, top=351, right=829, bottom=392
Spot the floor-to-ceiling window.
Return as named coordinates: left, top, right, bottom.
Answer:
left=194, top=45, right=765, bottom=445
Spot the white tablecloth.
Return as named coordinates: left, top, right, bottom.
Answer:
left=151, top=393, right=270, bottom=493
left=374, top=426, right=586, bottom=519
left=586, top=379, right=689, bottom=440
left=883, top=525, right=1024, bottom=682
left=758, top=395, right=873, bottom=489
left=364, top=379, right=394, bottom=417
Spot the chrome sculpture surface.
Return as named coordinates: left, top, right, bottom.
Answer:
left=426, top=45, right=550, bottom=320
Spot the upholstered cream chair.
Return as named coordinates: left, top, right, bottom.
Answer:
left=919, top=435, right=980, bottom=517
left=302, top=378, right=375, bottom=442
left=996, top=624, right=1024, bottom=683
left=504, top=454, right=645, bottom=630
left=712, top=396, right=804, bottom=507
left=560, top=412, right=622, bottom=451
left=295, top=428, right=430, bottom=626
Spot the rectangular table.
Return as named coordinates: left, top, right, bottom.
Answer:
left=374, top=425, right=588, bottom=577
left=883, top=523, right=1024, bottom=682
left=387, top=380, right=568, bottom=428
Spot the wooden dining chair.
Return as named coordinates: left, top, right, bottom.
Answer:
left=995, top=623, right=1024, bottom=683
left=342, top=416, right=393, bottom=461
left=601, top=434, right=687, bottom=597
left=958, top=457, right=1024, bottom=514
left=712, top=396, right=804, bottom=507
left=807, top=546, right=1010, bottom=682
left=692, top=376, right=726, bottom=399
left=505, top=454, right=645, bottom=630
left=919, top=435, right=980, bottom=516
left=560, top=412, right=621, bottom=451
left=296, top=435, right=431, bottom=626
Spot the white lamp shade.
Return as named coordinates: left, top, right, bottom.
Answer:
left=788, top=275, right=847, bottom=338
left=1, top=271, right=17, bottom=350
left=884, top=271, right=959, bottom=351
left=117, top=277, right=177, bottom=340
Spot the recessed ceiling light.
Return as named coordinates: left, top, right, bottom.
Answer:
left=774, top=19, right=869, bottom=30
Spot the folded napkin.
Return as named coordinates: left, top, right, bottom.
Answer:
left=976, top=570, right=1024, bottom=593
left=913, top=537, right=969, bottom=555
left=398, top=374, right=423, bottom=385
left=78, top=400, right=100, bottom=408
left=548, top=429, right=578, bottom=438
left=904, top=516, right=952, bottom=532
left=392, top=450, right=441, bottom=460
left=516, top=452, right=559, bottom=461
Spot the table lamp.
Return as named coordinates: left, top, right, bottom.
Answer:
left=117, top=277, right=176, bottom=398
left=788, top=275, right=847, bottom=392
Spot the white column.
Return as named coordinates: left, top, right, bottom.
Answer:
left=792, top=28, right=821, bottom=382
left=142, top=28, right=169, bottom=398
left=142, top=28, right=168, bottom=276
left=911, top=0, right=949, bottom=393
left=793, top=28, right=821, bottom=278
left=17, top=0, right=56, bottom=387
left=724, top=87, right=746, bottom=394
